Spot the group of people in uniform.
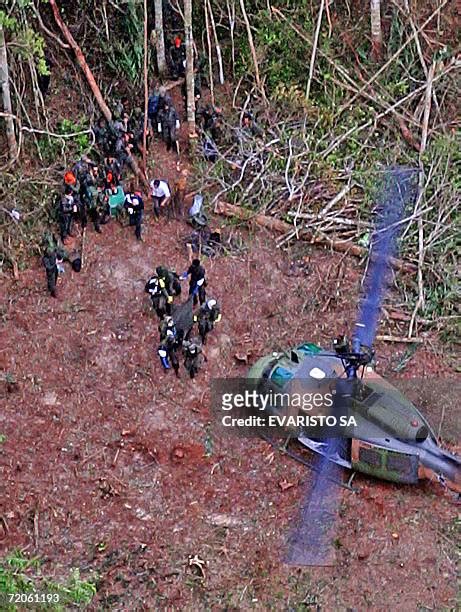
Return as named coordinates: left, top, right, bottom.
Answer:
left=145, top=261, right=221, bottom=379
left=41, top=53, right=223, bottom=379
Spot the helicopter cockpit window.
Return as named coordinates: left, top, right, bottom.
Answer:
left=271, top=366, right=294, bottom=388
left=261, top=360, right=278, bottom=380
left=353, top=382, right=377, bottom=405
left=296, top=343, right=321, bottom=356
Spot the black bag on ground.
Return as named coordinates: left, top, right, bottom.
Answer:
left=71, top=257, right=82, bottom=272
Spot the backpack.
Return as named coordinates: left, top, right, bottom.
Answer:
left=60, top=196, right=74, bottom=215
left=190, top=212, right=209, bottom=229
left=148, top=94, right=159, bottom=116
left=71, top=257, right=82, bottom=272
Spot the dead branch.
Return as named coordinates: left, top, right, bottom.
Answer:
left=336, top=0, right=450, bottom=115
left=408, top=61, right=436, bottom=338
left=214, top=200, right=417, bottom=274
left=31, top=4, right=70, bottom=50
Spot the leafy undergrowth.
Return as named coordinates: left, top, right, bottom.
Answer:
left=0, top=550, right=96, bottom=611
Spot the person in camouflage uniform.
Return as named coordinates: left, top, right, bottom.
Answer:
left=93, top=117, right=111, bottom=155
left=196, top=298, right=221, bottom=345
left=115, top=131, right=133, bottom=170
left=58, top=187, right=76, bottom=242
left=87, top=185, right=110, bottom=233
left=182, top=338, right=207, bottom=379
left=104, top=157, right=122, bottom=185
left=169, top=36, right=186, bottom=78
left=41, top=232, right=68, bottom=298
left=158, top=315, right=177, bottom=342
left=145, top=276, right=174, bottom=318
left=156, top=266, right=181, bottom=297
left=158, top=102, right=180, bottom=154
left=157, top=329, right=180, bottom=377
left=129, top=107, right=150, bottom=156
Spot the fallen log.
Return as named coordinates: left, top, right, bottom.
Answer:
left=214, top=200, right=417, bottom=274
left=376, top=335, right=423, bottom=343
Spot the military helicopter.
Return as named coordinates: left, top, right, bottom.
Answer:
left=248, top=167, right=461, bottom=496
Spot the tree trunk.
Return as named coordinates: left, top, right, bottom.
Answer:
left=206, top=0, right=225, bottom=85
left=239, top=0, right=265, bottom=100
left=370, top=0, right=383, bottom=61
left=154, top=0, right=167, bottom=78
left=142, top=0, right=148, bottom=172
left=305, top=0, right=325, bottom=102
left=49, top=0, right=112, bottom=121
left=226, top=0, right=236, bottom=78
left=0, top=24, right=18, bottom=161
left=184, top=0, right=196, bottom=134
left=204, top=0, right=215, bottom=105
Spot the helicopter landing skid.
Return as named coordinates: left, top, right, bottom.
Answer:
left=260, top=434, right=358, bottom=493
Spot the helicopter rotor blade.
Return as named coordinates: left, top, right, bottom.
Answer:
left=285, top=371, right=354, bottom=565
left=352, top=167, right=418, bottom=354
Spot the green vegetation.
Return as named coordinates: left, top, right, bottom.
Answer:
left=104, top=0, right=146, bottom=86
left=0, top=550, right=96, bottom=611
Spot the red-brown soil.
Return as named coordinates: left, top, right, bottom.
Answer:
left=1, top=108, right=459, bottom=610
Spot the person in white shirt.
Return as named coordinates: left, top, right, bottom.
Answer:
left=150, top=179, right=171, bottom=220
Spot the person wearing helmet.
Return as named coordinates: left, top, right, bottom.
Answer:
left=184, top=259, right=207, bottom=306
left=157, top=329, right=180, bottom=377
left=62, top=180, right=88, bottom=233
left=196, top=298, right=221, bottom=345
left=169, top=36, right=186, bottom=78
left=124, top=183, right=144, bottom=241
left=63, top=171, right=80, bottom=200
left=159, top=314, right=177, bottom=342
left=156, top=266, right=181, bottom=297
left=182, top=338, right=207, bottom=379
